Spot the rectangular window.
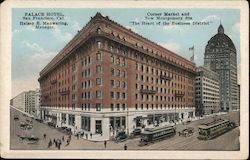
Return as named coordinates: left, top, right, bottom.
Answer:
left=116, top=104, right=120, bottom=111
left=123, top=82, right=127, bottom=89
left=96, top=52, right=102, bottom=61
left=122, top=104, right=126, bottom=110
left=96, top=90, right=102, bottom=99
left=111, top=68, right=115, bottom=76
left=116, top=92, right=120, bottom=99
left=96, top=78, right=102, bottom=86
left=97, top=41, right=102, bottom=48
left=111, top=104, right=114, bottom=111
left=111, top=92, right=115, bottom=99
left=117, top=81, right=120, bottom=88
left=111, top=56, right=115, bottom=64
left=111, top=80, right=115, bottom=87
left=122, top=92, right=126, bottom=99
left=96, top=65, right=102, bottom=73
left=116, top=69, right=120, bottom=76
left=96, top=103, right=102, bottom=111
left=116, top=58, right=120, bottom=65
left=121, top=71, right=125, bottom=78
left=88, top=56, right=91, bottom=64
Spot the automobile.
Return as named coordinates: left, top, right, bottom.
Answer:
left=130, top=128, right=141, bottom=138
left=26, top=119, right=33, bottom=124
left=47, top=122, right=56, bottom=128
left=35, top=118, right=43, bottom=123
left=179, top=127, right=194, bottom=137
left=26, top=124, right=33, bottom=130
left=20, top=122, right=28, bottom=129
left=14, top=115, right=19, bottom=121
left=115, top=131, right=128, bottom=142
left=17, top=134, right=40, bottom=144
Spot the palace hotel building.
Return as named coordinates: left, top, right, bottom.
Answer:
left=39, top=13, right=196, bottom=140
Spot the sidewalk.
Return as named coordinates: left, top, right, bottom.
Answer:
left=81, top=134, right=107, bottom=142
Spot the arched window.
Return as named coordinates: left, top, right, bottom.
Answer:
left=97, top=27, right=101, bottom=34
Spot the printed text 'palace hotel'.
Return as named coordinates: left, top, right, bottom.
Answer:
left=38, top=13, right=196, bottom=140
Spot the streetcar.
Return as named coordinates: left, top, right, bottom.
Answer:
left=197, top=119, right=235, bottom=140
left=139, top=125, right=176, bottom=145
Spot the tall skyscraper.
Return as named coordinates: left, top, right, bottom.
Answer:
left=204, top=23, right=239, bottom=111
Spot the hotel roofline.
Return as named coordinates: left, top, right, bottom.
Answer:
left=39, top=12, right=195, bottom=79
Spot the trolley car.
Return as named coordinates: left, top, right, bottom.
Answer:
left=198, top=119, right=235, bottom=140
left=140, top=125, right=176, bottom=145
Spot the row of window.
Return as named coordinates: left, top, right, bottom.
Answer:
left=136, top=83, right=185, bottom=91
left=111, top=80, right=127, bottom=89
left=81, top=90, right=103, bottom=99
left=110, top=103, right=127, bottom=111
left=135, top=103, right=189, bottom=110
left=135, top=94, right=185, bottom=102
left=110, top=92, right=127, bottom=100
left=81, top=56, right=91, bottom=67
left=136, top=63, right=185, bottom=81
left=111, top=68, right=126, bottom=78
left=111, top=55, right=126, bottom=66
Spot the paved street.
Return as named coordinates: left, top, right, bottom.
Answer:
left=10, top=107, right=240, bottom=150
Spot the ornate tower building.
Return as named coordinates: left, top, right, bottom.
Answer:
left=204, top=24, right=239, bottom=111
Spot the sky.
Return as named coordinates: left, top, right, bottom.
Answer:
left=12, top=8, right=240, bottom=98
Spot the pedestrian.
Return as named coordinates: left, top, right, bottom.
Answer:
left=85, top=134, right=88, bottom=140
left=104, top=140, right=107, bottom=149
left=62, top=136, right=64, bottom=141
left=53, top=138, right=56, bottom=144
left=58, top=141, right=61, bottom=150
left=90, top=133, right=92, bottom=139
left=178, top=131, right=181, bottom=136
left=124, top=144, right=127, bottom=150
left=66, top=138, right=69, bottom=146
left=55, top=140, right=58, bottom=148
left=43, top=133, right=46, bottom=139
left=48, top=139, right=52, bottom=148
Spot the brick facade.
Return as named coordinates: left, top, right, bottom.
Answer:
left=39, top=12, right=196, bottom=140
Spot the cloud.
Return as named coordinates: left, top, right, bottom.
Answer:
left=51, top=25, right=73, bottom=43
left=12, top=41, right=56, bottom=96
left=159, top=42, right=182, bottom=53
left=22, top=41, right=56, bottom=69
left=12, top=25, right=36, bottom=35
left=232, top=22, right=240, bottom=33
left=72, top=21, right=81, bottom=31
left=163, top=25, right=182, bottom=31
left=201, top=15, right=221, bottom=22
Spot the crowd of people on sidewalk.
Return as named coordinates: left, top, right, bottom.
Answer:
left=45, top=133, right=72, bottom=150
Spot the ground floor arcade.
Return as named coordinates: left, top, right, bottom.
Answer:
left=40, top=107, right=195, bottom=141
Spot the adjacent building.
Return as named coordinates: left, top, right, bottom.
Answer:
left=12, top=91, right=26, bottom=111
left=195, top=66, right=220, bottom=115
left=204, top=24, right=239, bottom=111
left=11, top=89, right=41, bottom=117
left=38, top=12, right=196, bottom=140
